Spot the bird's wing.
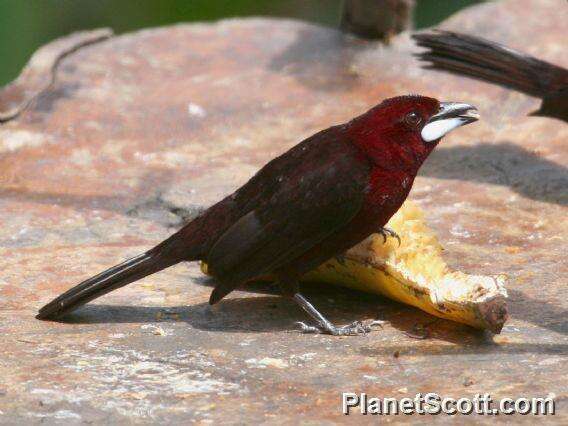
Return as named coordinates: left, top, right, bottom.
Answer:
left=230, top=125, right=347, bottom=213
left=207, top=138, right=370, bottom=300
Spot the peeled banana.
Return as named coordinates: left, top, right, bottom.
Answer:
left=302, top=201, right=508, bottom=333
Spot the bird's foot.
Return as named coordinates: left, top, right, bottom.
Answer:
left=379, top=227, right=401, bottom=246
left=295, top=319, right=384, bottom=336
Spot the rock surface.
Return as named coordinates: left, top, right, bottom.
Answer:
left=0, top=0, right=566, bottom=422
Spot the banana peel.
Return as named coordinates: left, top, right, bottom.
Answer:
left=202, top=201, right=508, bottom=333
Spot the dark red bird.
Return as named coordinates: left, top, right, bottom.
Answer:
left=413, top=31, right=568, bottom=123
left=37, top=95, right=478, bottom=335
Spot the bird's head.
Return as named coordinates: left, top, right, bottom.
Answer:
left=348, top=95, right=479, bottom=171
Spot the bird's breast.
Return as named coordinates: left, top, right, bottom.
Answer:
left=361, top=168, right=415, bottom=226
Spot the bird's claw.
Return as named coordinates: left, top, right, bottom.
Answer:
left=340, top=321, right=371, bottom=335
left=295, top=320, right=382, bottom=336
left=379, top=227, right=401, bottom=246
left=368, top=319, right=386, bottom=329
left=295, top=321, right=321, bottom=334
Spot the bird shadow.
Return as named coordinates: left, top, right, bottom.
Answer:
left=0, top=168, right=181, bottom=220
left=507, top=289, right=568, bottom=337
left=51, top=279, right=567, bottom=356
left=421, top=141, right=568, bottom=206
left=268, top=27, right=366, bottom=92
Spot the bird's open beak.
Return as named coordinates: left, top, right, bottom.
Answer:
left=421, top=102, right=479, bottom=142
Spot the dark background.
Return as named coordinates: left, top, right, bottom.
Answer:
left=0, top=0, right=483, bottom=86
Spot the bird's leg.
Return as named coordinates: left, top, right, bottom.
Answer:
left=379, top=227, right=401, bottom=246
left=278, top=277, right=380, bottom=336
left=292, top=293, right=374, bottom=336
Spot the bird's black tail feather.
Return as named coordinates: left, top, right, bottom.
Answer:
left=36, top=251, right=180, bottom=320
left=413, top=30, right=567, bottom=98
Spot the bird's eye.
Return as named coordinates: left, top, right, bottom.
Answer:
left=405, top=111, right=422, bottom=126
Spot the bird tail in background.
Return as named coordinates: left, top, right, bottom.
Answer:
left=412, top=30, right=568, bottom=98
left=36, top=251, right=180, bottom=320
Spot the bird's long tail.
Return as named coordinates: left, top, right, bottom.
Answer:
left=413, top=30, right=567, bottom=98
left=36, top=250, right=180, bottom=320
